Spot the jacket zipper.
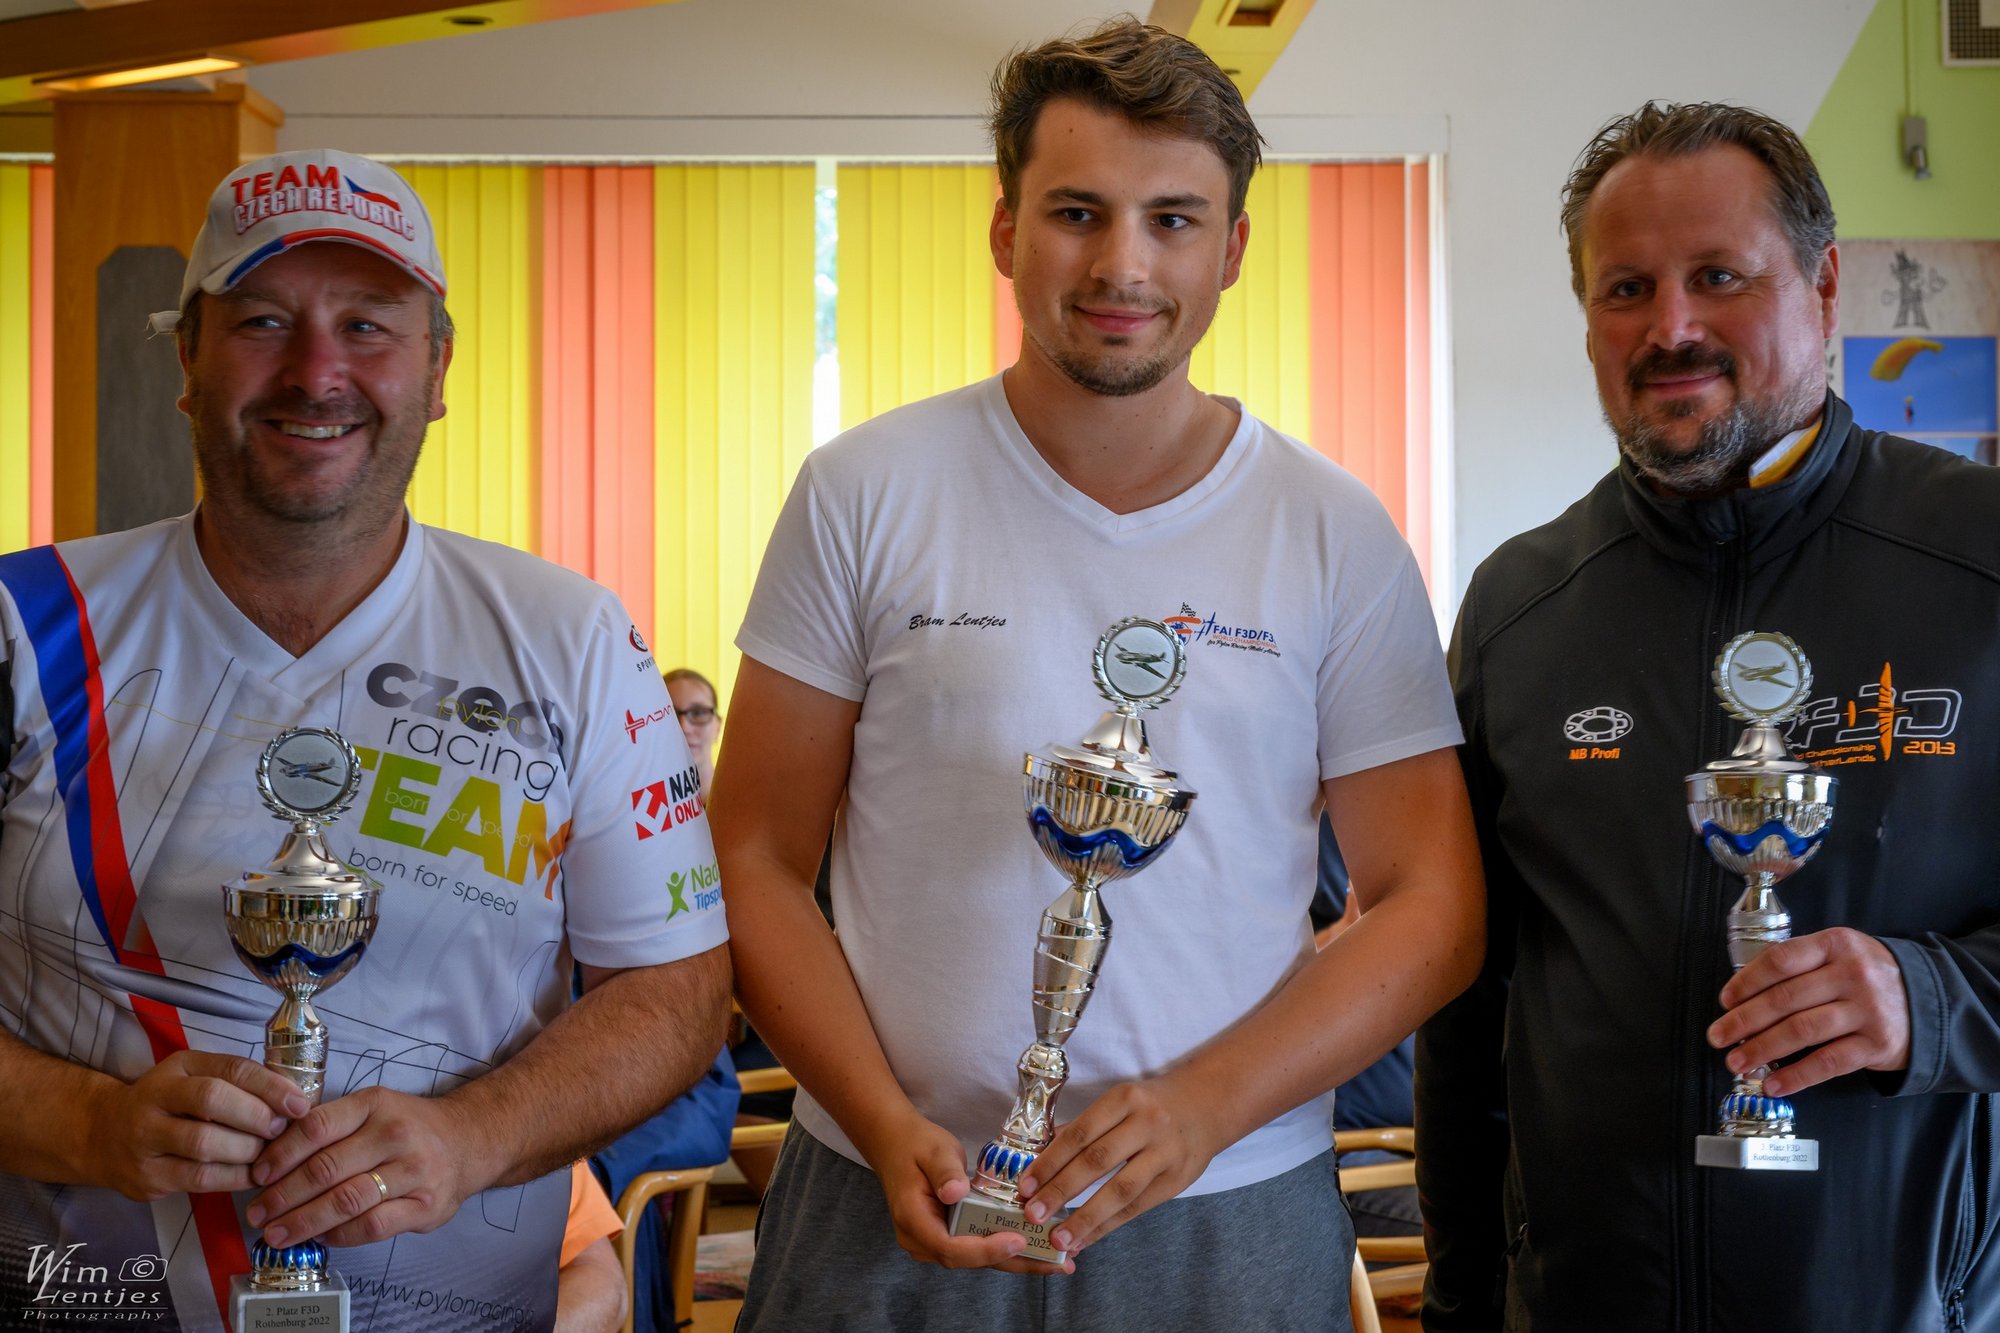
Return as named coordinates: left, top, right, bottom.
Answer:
left=1943, top=1096, right=1998, bottom=1329
left=1676, top=536, right=1739, bottom=1331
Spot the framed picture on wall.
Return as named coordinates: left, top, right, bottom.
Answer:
left=1832, top=240, right=2000, bottom=464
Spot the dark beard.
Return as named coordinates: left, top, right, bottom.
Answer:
left=1609, top=348, right=1815, bottom=497
left=1043, top=340, right=1180, bottom=397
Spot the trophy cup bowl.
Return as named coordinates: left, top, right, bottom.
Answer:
left=948, top=618, right=1195, bottom=1264
left=224, top=727, right=379, bottom=1332
left=222, top=883, right=380, bottom=1104
left=1688, top=632, right=1836, bottom=1173
left=1686, top=770, right=1836, bottom=884
left=1024, top=756, right=1192, bottom=885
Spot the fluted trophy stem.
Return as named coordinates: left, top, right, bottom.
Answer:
left=1033, top=883, right=1111, bottom=1045
left=971, top=880, right=1111, bottom=1204
left=1688, top=632, right=1833, bottom=1172
left=948, top=618, right=1196, bottom=1263
left=264, top=996, right=330, bottom=1105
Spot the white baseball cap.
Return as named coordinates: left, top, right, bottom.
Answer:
left=150, top=148, right=445, bottom=334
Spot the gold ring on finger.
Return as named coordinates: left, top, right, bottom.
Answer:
left=368, top=1169, right=390, bottom=1203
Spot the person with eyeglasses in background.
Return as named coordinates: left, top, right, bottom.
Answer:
left=665, top=668, right=722, bottom=803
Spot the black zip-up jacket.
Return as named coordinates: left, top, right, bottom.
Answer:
left=1417, top=394, right=2000, bottom=1332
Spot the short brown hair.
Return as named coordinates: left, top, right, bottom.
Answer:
left=990, top=17, right=1264, bottom=220
left=1561, top=101, right=1836, bottom=303
left=663, top=667, right=717, bottom=703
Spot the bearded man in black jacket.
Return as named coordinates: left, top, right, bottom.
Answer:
left=1417, top=101, right=2000, bottom=1333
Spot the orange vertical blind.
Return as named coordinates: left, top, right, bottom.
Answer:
left=1309, top=161, right=1430, bottom=581
left=540, top=166, right=656, bottom=636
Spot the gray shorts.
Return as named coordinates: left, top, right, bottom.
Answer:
left=738, top=1127, right=1355, bottom=1333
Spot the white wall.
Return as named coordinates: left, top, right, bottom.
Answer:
left=1255, top=0, right=1874, bottom=596
left=251, top=0, right=1877, bottom=602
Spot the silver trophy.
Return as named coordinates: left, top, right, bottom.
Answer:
left=1687, top=632, right=1836, bottom=1172
left=223, top=727, right=380, bottom=1331
left=946, top=618, right=1196, bottom=1263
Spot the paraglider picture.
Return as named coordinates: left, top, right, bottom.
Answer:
left=1843, top=334, right=1997, bottom=462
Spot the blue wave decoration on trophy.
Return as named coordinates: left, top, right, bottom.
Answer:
left=223, top=726, right=381, bottom=1331
left=1696, top=818, right=1828, bottom=863
left=1685, top=631, right=1836, bottom=1173
left=946, top=617, right=1197, bottom=1265
left=1026, top=807, right=1180, bottom=873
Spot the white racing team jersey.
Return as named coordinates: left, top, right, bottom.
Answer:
left=0, top=515, right=726, bottom=1332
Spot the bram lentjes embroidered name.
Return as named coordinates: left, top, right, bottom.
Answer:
left=910, top=612, right=1009, bottom=629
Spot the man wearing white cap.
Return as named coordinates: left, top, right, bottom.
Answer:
left=0, top=149, right=730, bottom=1330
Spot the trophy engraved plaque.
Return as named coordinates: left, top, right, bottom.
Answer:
left=223, top=727, right=380, bottom=1331
left=1687, top=632, right=1836, bottom=1172
left=946, top=618, right=1197, bottom=1263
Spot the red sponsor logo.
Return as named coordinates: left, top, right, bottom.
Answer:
left=631, top=766, right=704, bottom=839
left=227, top=165, right=418, bottom=241
left=230, top=162, right=341, bottom=204
left=624, top=705, right=670, bottom=743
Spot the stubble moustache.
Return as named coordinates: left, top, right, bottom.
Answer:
left=1609, top=345, right=1815, bottom=497
left=1033, top=287, right=1183, bottom=398
left=187, top=383, right=427, bottom=526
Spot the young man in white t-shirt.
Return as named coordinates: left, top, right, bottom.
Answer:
left=715, top=19, right=1484, bottom=1329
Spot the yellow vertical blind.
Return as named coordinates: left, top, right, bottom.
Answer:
left=836, top=165, right=996, bottom=427
left=401, top=165, right=536, bottom=549
left=0, top=166, right=32, bottom=553
left=1189, top=163, right=1314, bottom=443
left=654, top=165, right=816, bottom=709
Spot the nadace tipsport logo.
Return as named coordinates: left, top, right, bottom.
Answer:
left=19, top=1242, right=168, bottom=1322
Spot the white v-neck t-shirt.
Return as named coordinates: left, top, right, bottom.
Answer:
left=739, top=374, right=1458, bottom=1198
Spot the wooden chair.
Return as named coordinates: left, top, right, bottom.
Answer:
left=1336, top=1126, right=1427, bottom=1320
left=734, top=1065, right=797, bottom=1100
left=729, top=1064, right=796, bottom=1163
left=1350, top=1249, right=1385, bottom=1333
left=614, top=1064, right=799, bottom=1330
left=615, top=1166, right=715, bottom=1333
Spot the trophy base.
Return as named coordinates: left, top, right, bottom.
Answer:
left=229, top=1271, right=349, bottom=1332
left=947, top=1192, right=1069, bottom=1265
left=1695, top=1134, right=1819, bottom=1171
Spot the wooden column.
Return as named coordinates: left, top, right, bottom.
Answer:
left=52, top=85, right=281, bottom=541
